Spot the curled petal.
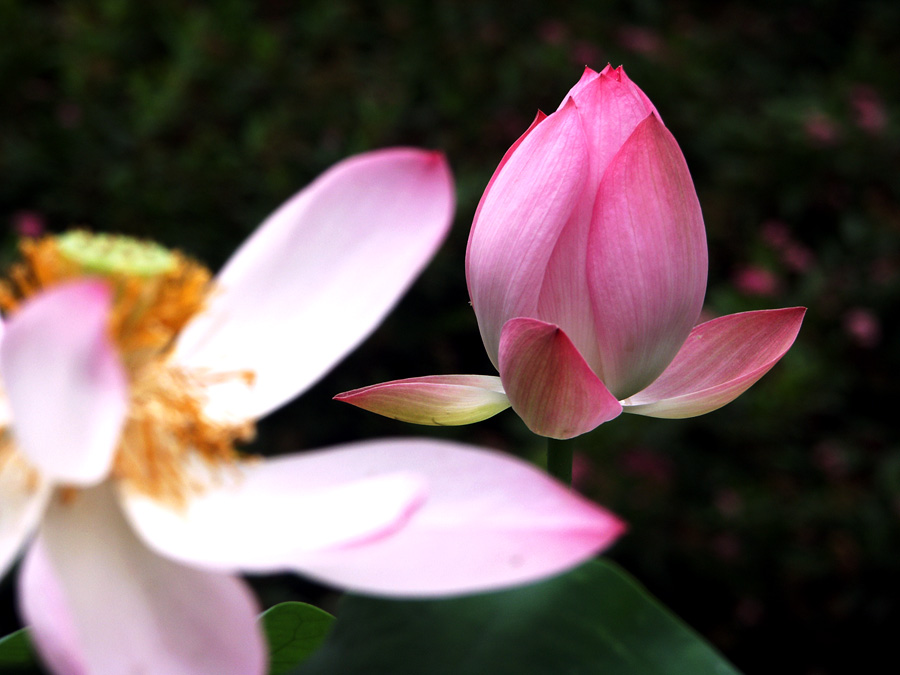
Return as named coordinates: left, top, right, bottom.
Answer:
left=499, top=318, right=621, bottom=439
left=0, top=460, right=51, bottom=579
left=256, top=439, right=625, bottom=597
left=19, top=486, right=265, bottom=675
left=1, top=281, right=128, bottom=485
left=587, top=114, right=708, bottom=398
left=622, top=307, right=806, bottom=418
left=467, top=99, right=590, bottom=368
left=173, top=148, right=455, bottom=422
left=335, top=375, right=510, bottom=426
left=121, top=460, right=427, bottom=572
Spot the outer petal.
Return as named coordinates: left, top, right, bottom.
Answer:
left=587, top=114, right=708, bottom=398
left=200, top=439, right=623, bottom=597
left=622, top=307, right=806, bottom=418
left=1, top=281, right=128, bottom=485
left=19, top=486, right=265, bottom=675
left=172, top=148, right=455, bottom=422
left=536, top=70, right=659, bottom=372
left=120, top=460, right=427, bottom=572
left=467, top=99, right=590, bottom=368
left=334, top=374, right=510, bottom=426
left=0, top=458, right=51, bottom=579
left=498, top=318, right=622, bottom=439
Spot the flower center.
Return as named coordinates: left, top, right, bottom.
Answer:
left=0, top=232, right=255, bottom=505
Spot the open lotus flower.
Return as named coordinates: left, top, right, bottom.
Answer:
left=336, top=68, right=806, bottom=440
left=0, top=148, right=625, bottom=675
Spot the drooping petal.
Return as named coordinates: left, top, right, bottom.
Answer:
left=587, top=113, right=708, bottom=398
left=498, top=318, right=622, bottom=439
left=120, top=461, right=427, bottom=572
left=172, top=148, right=455, bottom=422
left=334, top=374, right=510, bottom=426
left=242, top=439, right=624, bottom=597
left=19, top=486, right=265, bottom=675
left=0, top=459, right=51, bottom=579
left=1, top=281, right=128, bottom=485
left=622, top=307, right=806, bottom=418
left=467, top=99, right=590, bottom=368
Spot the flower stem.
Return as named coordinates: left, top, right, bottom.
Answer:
left=546, top=437, right=573, bottom=485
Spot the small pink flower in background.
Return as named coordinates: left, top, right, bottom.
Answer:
left=761, top=219, right=814, bottom=272
left=802, top=110, right=841, bottom=147
left=733, top=265, right=780, bottom=297
left=538, top=19, right=567, bottom=46
left=619, top=448, right=674, bottom=486
left=0, top=149, right=624, bottom=675
left=11, top=210, right=45, bottom=238
left=850, top=85, right=887, bottom=135
left=617, top=26, right=664, bottom=58
left=843, top=307, right=881, bottom=348
left=338, top=66, right=805, bottom=440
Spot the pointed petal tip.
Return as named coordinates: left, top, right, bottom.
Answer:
left=622, top=306, right=807, bottom=418
left=335, top=375, right=511, bottom=427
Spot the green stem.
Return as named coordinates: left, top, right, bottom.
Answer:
left=546, top=437, right=573, bottom=485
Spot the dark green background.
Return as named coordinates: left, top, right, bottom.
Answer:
left=1, top=1, right=897, bottom=673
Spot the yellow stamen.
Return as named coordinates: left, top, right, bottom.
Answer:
left=0, top=232, right=257, bottom=506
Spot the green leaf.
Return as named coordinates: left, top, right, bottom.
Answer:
left=0, top=628, right=42, bottom=673
left=259, top=601, right=336, bottom=675
left=295, top=559, right=742, bottom=675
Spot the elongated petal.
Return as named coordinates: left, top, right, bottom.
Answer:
left=19, top=486, right=265, bottom=675
left=499, top=318, right=622, bottom=439
left=536, top=70, right=659, bottom=372
left=334, top=374, right=510, bottom=426
left=622, top=307, right=806, bottom=418
left=172, top=148, right=454, bottom=422
left=229, top=439, right=623, bottom=596
left=121, top=460, right=427, bottom=572
left=0, top=459, right=51, bottom=578
left=467, top=99, right=590, bottom=368
left=1, top=281, right=128, bottom=485
left=587, top=114, right=707, bottom=398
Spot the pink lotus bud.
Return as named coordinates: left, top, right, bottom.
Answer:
left=340, top=67, right=806, bottom=440
left=464, top=66, right=805, bottom=438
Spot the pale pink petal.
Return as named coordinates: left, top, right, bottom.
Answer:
left=259, top=439, right=625, bottom=597
left=1, top=281, right=128, bottom=485
left=467, top=99, right=590, bottom=368
left=622, top=307, right=806, bottom=418
left=0, top=460, right=51, bottom=578
left=121, top=460, right=427, bottom=572
left=498, top=318, right=622, bottom=439
left=172, top=148, right=455, bottom=422
left=535, top=70, right=659, bottom=372
left=19, top=486, right=265, bottom=675
left=556, top=65, right=605, bottom=107
left=587, top=114, right=707, bottom=398
left=335, top=374, right=510, bottom=426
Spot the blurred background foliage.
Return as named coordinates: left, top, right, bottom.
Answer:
left=1, top=0, right=897, bottom=672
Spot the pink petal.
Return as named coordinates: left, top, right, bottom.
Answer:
left=587, top=113, right=707, bottom=398
left=120, top=460, right=427, bottom=572
left=172, top=148, right=455, bottom=422
left=622, top=307, right=806, bottom=418
left=1, top=281, right=128, bottom=485
left=498, top=318, right=622, bottom=439
left=19, top=486, right=265, bottom=675
left=0, top=461, right=51, bottom=578
left=335, top=374, right=510, bottom=426
left=263, top=439, right=626, bottom=597
left=535, top=70, right=660, bottom=372
left=466, top=99, right=590, bottom=368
